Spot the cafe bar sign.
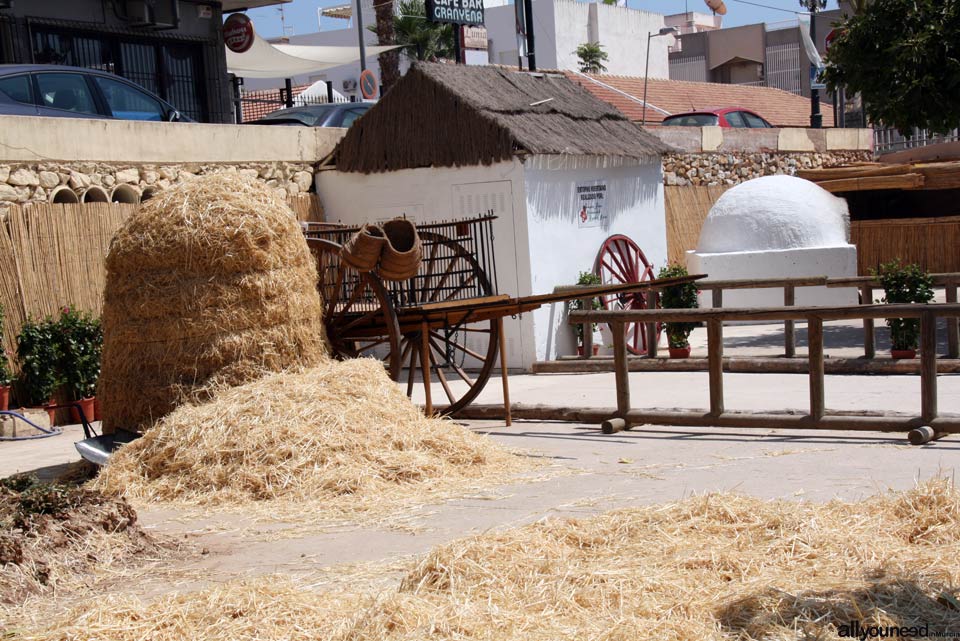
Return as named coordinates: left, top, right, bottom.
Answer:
left=425, top=0, right=484, bottom=26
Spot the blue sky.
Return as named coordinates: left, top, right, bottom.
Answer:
left=245, top=0, right=841, bottom=40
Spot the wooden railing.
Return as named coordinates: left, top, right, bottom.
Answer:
left=568, top=303, right=960, bottom=444
left=560, top=273, right=960, bottom=361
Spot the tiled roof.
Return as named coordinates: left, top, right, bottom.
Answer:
left=239, top=84, right=310, bottom=122
left=566, top=73, right=835, bottom=128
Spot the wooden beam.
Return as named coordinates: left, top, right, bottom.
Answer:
left=921, top=311, right=938, bottom=423
left=808, top=318, right=825, bottom=420
left=612, top=321, right=630, bottom=417
left=497, top=317, right=512, bottom=427
left=420, top=321, right=432, bottom=416
left=815, top=173, right=925, bottom=193
left=784, top=285, right=796, bottom=358
left=947, top=285, right=959, bottom=359
left=701, top=276, right=827, bottom=290
left=646, top=289, right=659, bottom=359
left=797, top=164, right=913, bottom=181
left=862, top=285, right=876, bottom=358
left=707, top=319, right=724, bottom=416
left=531, top=355, right=960, bottom=375
left=570, top=303, right=960, bottom=324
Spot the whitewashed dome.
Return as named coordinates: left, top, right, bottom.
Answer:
left=695, top=175, right=850, bottom=254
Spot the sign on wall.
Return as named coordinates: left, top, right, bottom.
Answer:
left=425, top=0, right=484, bottom=27
left=576, top=181, right=608, bottom=228
left=223, top=14, right=255, bottom=54
left=462, top=26, right=489, bottom=50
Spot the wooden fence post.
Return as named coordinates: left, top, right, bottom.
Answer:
left=612, top=321, right=631, bottom=417
left=921, top=310, right=938, bottom=423
left=784, top=285, right=796, bottom=358
left=646, top=289, right=659, bottom=359
left=707, top=319, right=724, bottom=416
left=946, top=284, right=959, bottom=359
left=808, top=317, right=825, bottom=421
left=580, top=297, right=593, bottom=359
left=862, top=285, right=875, bottom=358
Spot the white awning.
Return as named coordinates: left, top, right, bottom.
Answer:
left=227, top=30, right=403, bottom=79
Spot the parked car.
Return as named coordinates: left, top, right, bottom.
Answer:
left=661, top=108, right=773, bottom=128
left=248, top=102, right=373, bottom=128
left=0, top=64, right=188, bottom=122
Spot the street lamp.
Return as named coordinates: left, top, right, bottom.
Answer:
left=800, top=0, right=827, bottom=128
left=642, top=26, right=678, bottom=127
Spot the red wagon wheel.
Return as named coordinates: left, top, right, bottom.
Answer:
left=593, top=234, right=659, bottom=355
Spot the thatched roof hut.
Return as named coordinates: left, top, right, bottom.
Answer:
left=332, top=63, right=671, bottom=174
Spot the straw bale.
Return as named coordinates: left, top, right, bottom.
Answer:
left=98, top=174, right=328, bottom=433
left=93, top=359, right=530, bottom=522
left=23, top=478, right=960, bottom=640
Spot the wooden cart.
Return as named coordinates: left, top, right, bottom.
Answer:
left=304, top=216, right=696, bottom=417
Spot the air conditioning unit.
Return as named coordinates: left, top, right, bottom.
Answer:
left=124, top=0, right=179, bottom=29
left=342, top=78, right=358, bottom=92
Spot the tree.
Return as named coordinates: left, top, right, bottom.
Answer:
left=823, top=0, right=960, bottom=135
left=374, top=0, right=401, bottom=93
left=575, top=42, right=609, bottom=74
left=392, top=0, right=455, bottom=62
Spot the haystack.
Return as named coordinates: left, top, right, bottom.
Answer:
left=98, top=175, right=328, bottom=433
left=94, top=359, right=529, bottom=522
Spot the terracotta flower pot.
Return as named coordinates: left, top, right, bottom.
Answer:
left=669, top=346, right=691, bottom=359
left=891, top=349, right=916, bottom=359
left=94, top=396, right=102, bottom=422
left=0, top=385, right=9, bottom=412
left=70, top=397, right=96, bottom=424
left=45, top=399, right=57, bottom=426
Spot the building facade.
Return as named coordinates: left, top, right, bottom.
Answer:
left=0, top=0, right=269, bottom=123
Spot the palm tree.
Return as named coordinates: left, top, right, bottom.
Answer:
left=393, top=0, right=455, bottom=61
left=575, top=42, right=608, bottom=74
left=374, top=0, right=400, bottom=92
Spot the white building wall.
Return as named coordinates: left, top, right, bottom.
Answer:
left=485, top=0, right=668, bottom=78
left=315, top=160, right=537, bottom=370
left=590, top=4, right=670, bottom=77
left=522, top=154, right=667, bottom=361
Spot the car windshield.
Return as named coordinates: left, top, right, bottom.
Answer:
left=257, top=107, right=338, bottom=126
left=662, top=114, right=719, bottom=126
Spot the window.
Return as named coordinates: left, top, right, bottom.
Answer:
left=662, top=114, right=719, bottom=126
left=34, top=73, right=99, bottom=115
left=741, top=111, right=771, bottom=128
left=94, top=76, right=166, bottom=121
left=723, top=111, right=747, bottom=127
left=0, top=75, right=33, bottom=104
left=339, top=107, right=368, bottom=128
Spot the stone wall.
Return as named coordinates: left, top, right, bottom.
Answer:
left=0, top=161, right=316, bottom=205
left=662, top=150, right=875, bottom=187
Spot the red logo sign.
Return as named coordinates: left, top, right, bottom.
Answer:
left=223, top=14, right=255, bottom=54
left=359, top=69, right=378, bottom=100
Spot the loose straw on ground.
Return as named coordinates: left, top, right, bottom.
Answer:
left=22, top=479, right=960, bottom=641
left=94, top=359, right=533, bottom=524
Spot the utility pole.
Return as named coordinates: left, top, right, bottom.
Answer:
left=523, top=0, right=536, bottom=71
left=800, top=0, right=826, bottom=128
left=355, top=0, right=367, bottom=72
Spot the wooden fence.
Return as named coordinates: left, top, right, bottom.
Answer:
left=851, top=215, right=960, bottom=274
left=0, top=194, right=324, bottom=363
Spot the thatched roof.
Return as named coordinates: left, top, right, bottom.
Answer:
left=333, top=63, right=672, bottom=174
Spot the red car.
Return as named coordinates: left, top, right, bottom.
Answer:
left=661, top=107, right=773, bottom=128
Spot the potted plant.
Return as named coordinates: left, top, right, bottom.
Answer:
left=0, top=304, right=11, bottom=412
left=658, top=264, right=699, bottom=358
left=569, top=271, right=602, bottom=356
left=16, top=316, right=62, bottom=424
left=874, top=259, right=934, bottom=358
left=57, top=307, right=102, bottom=424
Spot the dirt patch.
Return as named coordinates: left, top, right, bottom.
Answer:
left=0, top=475, right=162, bottom=606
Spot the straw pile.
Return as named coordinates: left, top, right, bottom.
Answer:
left=93, top=359, right=529, bottom=522
left=98, top=174, right=328, bottom=433
left=23, top=479, right=960, bottom=640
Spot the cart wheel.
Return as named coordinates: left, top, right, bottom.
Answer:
left=393, top=231, right=500, bottom=416
left=593, top=234, right=659, bottom=355
left=307, top=239, right=402, bottom=380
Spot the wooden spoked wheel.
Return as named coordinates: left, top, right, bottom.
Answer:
left=392, top=231, right=500, bottom=416
left=593, top=234, right=658, bottom=355
left=308, top=238, right=402, bottom=379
